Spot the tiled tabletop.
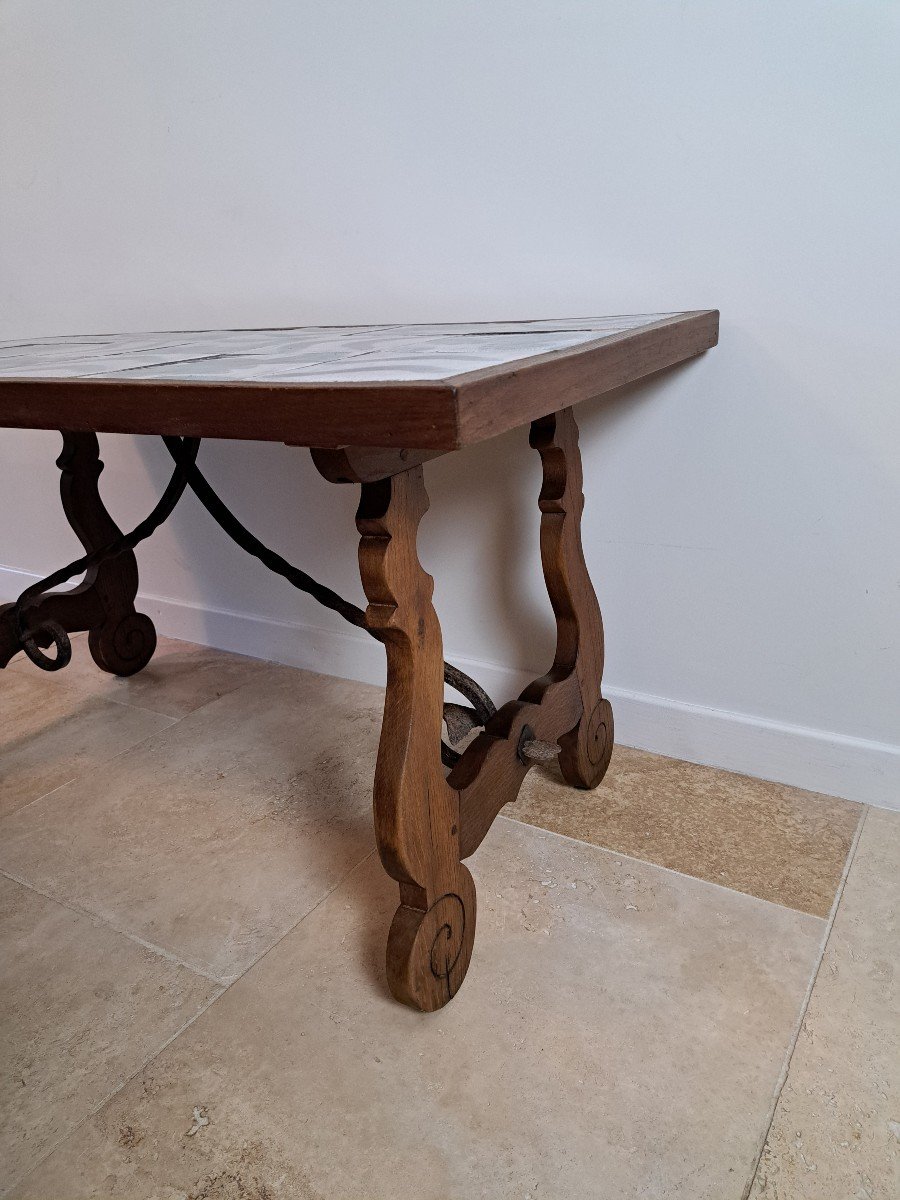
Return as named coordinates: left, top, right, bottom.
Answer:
left=0, top=315, right=671, bottom=383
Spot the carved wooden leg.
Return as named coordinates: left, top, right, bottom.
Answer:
left=313, top=428, right=608, bottom=1005
left=531, top=408, right=614, bottom=789
left=357, top=467, right=475, bottom=1011
left=0, top=431, right=157, bottom=674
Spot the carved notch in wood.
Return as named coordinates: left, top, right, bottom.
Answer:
left=528, top=407, right=614, bottom=788
left=0, top=431, right=157, bottom=674
left=357, top=466, right=476, bottom=1011
left=451, top=407, right=614, bottom=859
left=309, top=445, right=443, bottom=483
left=314, top=407, right=612, bottom=1010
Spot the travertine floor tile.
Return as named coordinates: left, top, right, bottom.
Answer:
left=749, top=807, right=900, bottom=1199
left=12, top=819, right=824, bottom=1200
left=0, top=671, right=175, bottom=819
left=0, top=669, right=381, bottom=982
left=8, top=632, right=281, bottom=718
left=511, top=747, right=861, bottom=915
left=0, top=874, right=217, bottom=1194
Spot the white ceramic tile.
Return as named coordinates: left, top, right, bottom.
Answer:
left=0, top=315, right=674, bottom=383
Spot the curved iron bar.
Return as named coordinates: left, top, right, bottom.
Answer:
left=10, top=435, right=552, bottom=765
left=158, top=437, right=497, bottom=764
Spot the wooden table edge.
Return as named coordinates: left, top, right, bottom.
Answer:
left=448, top=309, right=719, bottom=446
left=0, top=310, right=717, bottom=451
left=0, top=310, right=720, bottom=1011
left=0, top=377, right=461, bottom=450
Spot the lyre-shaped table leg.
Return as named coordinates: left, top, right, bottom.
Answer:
left=0, top=431, right=157, bottom=674
left=316, top=415, right=611, bottom=1008
left=357, top=467, right=476, bottom=1011
left=531, top=407, right=614, bottom=789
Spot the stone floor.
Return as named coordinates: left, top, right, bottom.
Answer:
left=0, top=634, right=896, bottom=1199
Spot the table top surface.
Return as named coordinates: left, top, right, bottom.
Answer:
left=2, top=314, right=676, bottom=383
left=0, top=310, right=718, bottom=450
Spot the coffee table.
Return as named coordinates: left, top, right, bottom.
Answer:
left=0, top=310, right=718, bottom=1010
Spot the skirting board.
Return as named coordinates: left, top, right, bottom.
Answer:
left=2, top=564, right=898, bottom=811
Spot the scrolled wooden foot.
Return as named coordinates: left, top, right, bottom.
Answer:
left=386, top=405, right=617, bottom=876
left=315, top=417, right=611, bottom=1003
left=559, top=696, right=614, bottom=789
left=352, top=465, right=476, bottom=1011
left=0, top=432, right=157, bottom=675
left=387, top=865, right=476, bottom=1011
left=88, top=611, right=158, bottom=677
left=531, top=407, right=613, bottom=792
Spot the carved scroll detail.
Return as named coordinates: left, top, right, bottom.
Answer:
left=529, top=407, right=614, bottom=788
left=0, top=432, right=156, bottom=674
left=357, top=467, right=475, bottom=1010
left=453, top=407, right=613, bottom=858
left=323, top=409, right=611, bottom=1009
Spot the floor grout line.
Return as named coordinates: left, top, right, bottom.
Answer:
left=7, top=631, right=278, bottom=722
left=6, top=646, right=187, bottom=722
left=4, top=641, right=876, bottom=1194
left=0, top=711, right=185, bottom=827
left=64, top=691, right=197, bottom=720
left=4, top=848, right=378, bottom=1199
left=1, top=660, right=282, bottom=828
left=496, top=812, right=836, bottom=921
left=1, top=984, right=223, bottom=1200
left=7, top=668, right=256, bottom=722
left=0, top=865, right=224, bottom=985
left=738, top=802, right=870, bottom=1200
left=2, top=660, right=375, bottom=983
left=37, top=669, right=276, bottom=721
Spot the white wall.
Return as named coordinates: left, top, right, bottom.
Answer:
left=1, top=1, right=898, bottom=806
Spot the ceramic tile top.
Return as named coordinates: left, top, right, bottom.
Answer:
left=0, top=315, right=674, bottom=383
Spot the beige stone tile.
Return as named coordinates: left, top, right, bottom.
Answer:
left=749, top=807, right=900, bottom=1199
left=9, top=632, right=282, bottom=718
left=511, top=747, right=862, bottom=916
left=0, top=668, right=381, bottom=983
left=12, top=819, right=824, bottom=1200
left=0, top=671, right=175, bottom=819
left=0, top=873, right=217, bottom=1194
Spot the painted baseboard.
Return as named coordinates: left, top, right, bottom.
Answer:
left=2, top=564, right=898, bottom=810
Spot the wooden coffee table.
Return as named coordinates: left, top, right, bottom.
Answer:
left=0, top=310, right=718, bottom=1010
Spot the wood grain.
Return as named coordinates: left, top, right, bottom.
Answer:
left=0, top=432, right=157, bottom=674
left=356, top=467, right=476, bottom=1011
left=309, top=445, right=443, bottom=482
left=528, top=408, right=613, bottom=788
left=453, top=407, right=613, bottom=858
left=0, top=312, right=718, bottom=450
left=340, top=406, right=613, bottom=1008
left=453, top=310, right=719, bottom=445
